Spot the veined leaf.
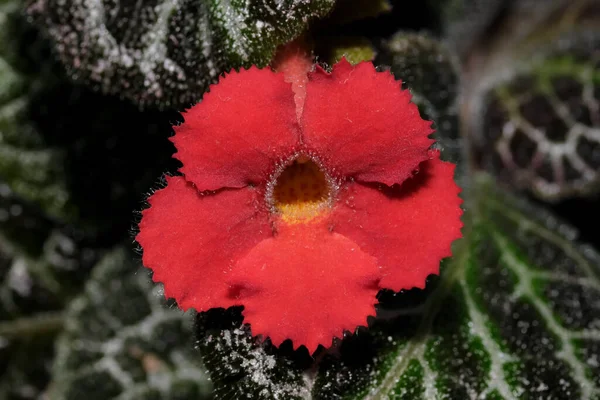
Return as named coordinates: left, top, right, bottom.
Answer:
left=445, top=0, right=600, bottom=200
left=28, top=0, right=336, bottom=108
left=196, top=173, right=600, bottom=399
left=49, top=248, right=212, bottom=400
left=0, top=3, right=182, bottom=234
left=0, top=1, right=72, bottom=222
left=475, top=34, right=600, bottom=201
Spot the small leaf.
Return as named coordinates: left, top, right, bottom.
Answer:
left=28, top=0, right=336, bottom=108
left=317, top=36, right=376, bottom=65
left=49, top=247, right=212, bottom=400
left=196, top=172, right=600, bottom=399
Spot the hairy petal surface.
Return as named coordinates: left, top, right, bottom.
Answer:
left=172, top=67, right=299, bottom=191
left=331, top=152, right=463, bottom=291
left=301, top=59, right=434, bottom=186
left=136, top=176, right=272, bottom=311
left=228, top=222, right=380, bottom=354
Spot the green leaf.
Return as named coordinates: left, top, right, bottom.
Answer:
left=379, top=32, right=461, bottom=164
left=49, top=247, right=212, bottom=400
left=0, top=190, right=101, bottom=399
left=473, top=35, right=600, bottom=201
left=0, top=331, right=57, bottom=399
left=196, top=308, right=312, bottom=400
left=28, top=0, right=336, bottom=108
left=0, top=184, right=103, bottom=325
left=196, top=172, right=600, bottom=399
left=0, top=4, right=181, bottom=233
left=444, top=0, right=600, bottom=200
left=317, top=36, right=376, bottom=65
left=0, top=1, right=72, bottom=222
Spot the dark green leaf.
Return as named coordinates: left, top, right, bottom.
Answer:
left=28, top=0, right=336, bottom=108
left=379, top=32, right=461, bottom=164
left=197, top=307, right=312, bottom=400
left=446, top=0, right=600, bottom=200
left=0, top=3, right=181, bottom=236
left=49, top=247, right=212, bottom=400
left=0, top=1, right=72, bottom=222
left=474, top=34, right=600, bottom=201
left=0, top=192, right=100, bottom=400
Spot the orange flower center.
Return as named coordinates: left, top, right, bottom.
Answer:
left=272, top=157, right=332, bottom=223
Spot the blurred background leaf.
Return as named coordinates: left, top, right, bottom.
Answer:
left=48, top=248, right=211, bottom=400
left=452, top=0, right=600, bottom=202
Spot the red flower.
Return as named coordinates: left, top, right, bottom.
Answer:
left=136, top=58, right=463, bottom=354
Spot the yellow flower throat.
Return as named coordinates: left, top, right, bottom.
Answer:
left=273, top=158, right=331, bottom=223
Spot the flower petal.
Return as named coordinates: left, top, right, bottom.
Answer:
left=136, top=176, right=272, bottom=311
left=301, top=58, right=434, bottom=186
left=228, top=222, right=380, bottom=354
left=172, top=67, right=299, bottom=191
left=331, top=152, right=463, bottom=291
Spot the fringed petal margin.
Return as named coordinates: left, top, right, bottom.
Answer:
left=172, top=67, right=300, bottom=191
left=137, top=176, right=272, bottom=311
left=228, top=222, right=380, bottom=354
left=301, top=59, right=434, bottom=186
left=331, top=151, right=463, bottom=291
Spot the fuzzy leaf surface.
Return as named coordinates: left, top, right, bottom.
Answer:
left=49, top=247, right=212, bottom=400
left=29, top=0, right=336, bottom=107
